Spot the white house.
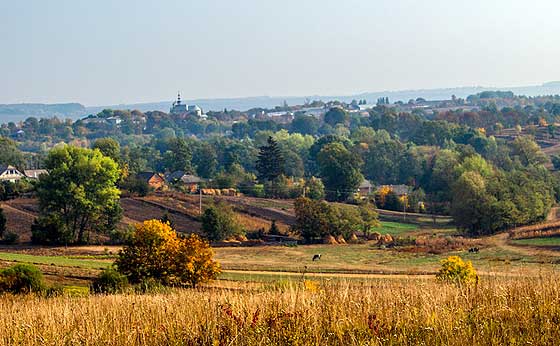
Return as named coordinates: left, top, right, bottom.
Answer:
left=0, top=165, right=25, bottom=182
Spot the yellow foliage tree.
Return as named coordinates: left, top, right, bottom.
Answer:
left=377, top=185, right=392, bottom=206
left=115, top=220, right=220, bottom=288
left=436, top=256, right=478, bottom=284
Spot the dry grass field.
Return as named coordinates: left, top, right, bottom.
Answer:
left=0, top=276, right=560, bottom=345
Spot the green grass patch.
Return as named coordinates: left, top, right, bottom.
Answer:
left=511, top=237, right=560, bottom=247
left=373, top=221, right=418, bottom=236
left=0, top=252, right=112, bottom=269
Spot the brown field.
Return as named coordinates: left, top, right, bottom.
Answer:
left=1, top=194, right=295, bottom=242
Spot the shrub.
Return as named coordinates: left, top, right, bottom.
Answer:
left=115, top=219, right=221, bottom=288
left=201, top=200, right=242, bottom=241
left=268, top=220, right=280, bottom=235
left=436, top=256, right=478, bottom=284
left=0, top=264, right=46, bottom=294
left=2, top=231, right=19, bottom=244
left=31, top=215, right=70, bottom=245
left=91, top=268, right=129, bottom=294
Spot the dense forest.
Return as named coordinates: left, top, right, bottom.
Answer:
left=2, top=92, right=560, bottom=236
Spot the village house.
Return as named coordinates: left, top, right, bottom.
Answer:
left=166, top=171, right=204, bottom=193
left=0, top=165, right=26, bottom=182
left=358, top=179, right=373, bottom=196
left=23, top=169, right=48, bottom=180
left=136, top=172, right=166, bottom=190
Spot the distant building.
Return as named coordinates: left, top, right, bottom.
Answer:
left=136, top=172, right=166, bottom=190
left=106, top=116, right=122, bottom=126
left=24, top=169, right=48, bottom=180
left=0, top=165, right=25, bottom=182
left=358, top=179, right=373, bottom=196
left=170, top=93, right=206, bottom=118
left=166, top=171, right=204, bottom=193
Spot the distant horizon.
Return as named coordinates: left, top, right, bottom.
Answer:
left=2, top=80, right=560, bottom=108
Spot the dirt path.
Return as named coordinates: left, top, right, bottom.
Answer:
left=486, top=232, right=560, bottom=258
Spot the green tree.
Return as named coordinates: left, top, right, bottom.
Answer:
left=0, top=137, right=24, bottom=167
left=324, top=107, right=349, bottom=127
left=164, top=137, right=193, bottom=173
left=510, top=136, right=548, bottom=166
left=35, top=146, right=121, bottom=244
left=201, top=200, right=242, bottom=241
left=293, top=197, right=332, bottom=242
left=193, top=142, right=218, bottom=178
left=552, top=155, right=560, bottom=170
left=93, top=138, right=121, bottom=164
left=305, top=176, right=325, bottom=200
left=317, top=142, right=363, bottom=201
left=256, top=136, right=284, bottom=183
left=291, top=115, right=320, bottom=135
left=451, top=171, right=493, bottom=235
left=358, top=203, right=380, bottom=236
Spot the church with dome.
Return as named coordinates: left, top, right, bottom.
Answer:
left=170, top=93, right=205, bottom=118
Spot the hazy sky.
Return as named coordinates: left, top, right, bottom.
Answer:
left=1, top=0, right=560, bottom=106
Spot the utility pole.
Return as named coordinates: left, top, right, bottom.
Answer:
left=199, top=187, right=202, bottom=216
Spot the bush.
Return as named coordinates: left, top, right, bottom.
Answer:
left=201, top=200, right=242, bottom=241
left=91, top=268, right=129, bottom=294
left=436, top=256, right=478, bottom=284
left=31, top=215, right=70, bottom=245
left=109, top=228, right=133, bottom=245
left=0, top=264, right=46, bottom=294
left=2, top=231, right=19, bottom=244
left=121, top=176, right=151, bottom=197
left=115, top=219, right=221, bottom=288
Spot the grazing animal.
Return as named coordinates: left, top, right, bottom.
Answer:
left=312, top=254, right=321, bottom=261
left=468, top=247, right=479, bottom=253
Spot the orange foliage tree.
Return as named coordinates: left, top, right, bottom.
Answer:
left=115, top=219, right=220, bottom=288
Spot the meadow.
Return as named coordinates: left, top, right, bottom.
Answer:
left=1, top=275, right=560, bottom=345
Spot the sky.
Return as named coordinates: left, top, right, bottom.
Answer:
left=1, top=0, right=560, bottom=106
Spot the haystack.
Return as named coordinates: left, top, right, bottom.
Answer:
left=324, top=235, right=338, bottom=244
left=380, top=234, right=393, bottom=244
left=336, top=234, right=347, bottom=244
left=369, top=232, right=382, bottom=241
left=348, top=233, right=360, bottom=244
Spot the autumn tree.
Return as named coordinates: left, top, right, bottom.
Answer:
left=115, top=219, right=220, bottom=288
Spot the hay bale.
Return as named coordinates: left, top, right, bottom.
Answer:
left=348, top=233, right=360, bottom=244
left=236, top=234, right=248, bottom=242
left=369, top=232, right=382, bottom=241
left=381, top=234, right=393, bottom=244
left=336, top=234, right=347, bottom=244
left=324, top=235, right=338, bottom=244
